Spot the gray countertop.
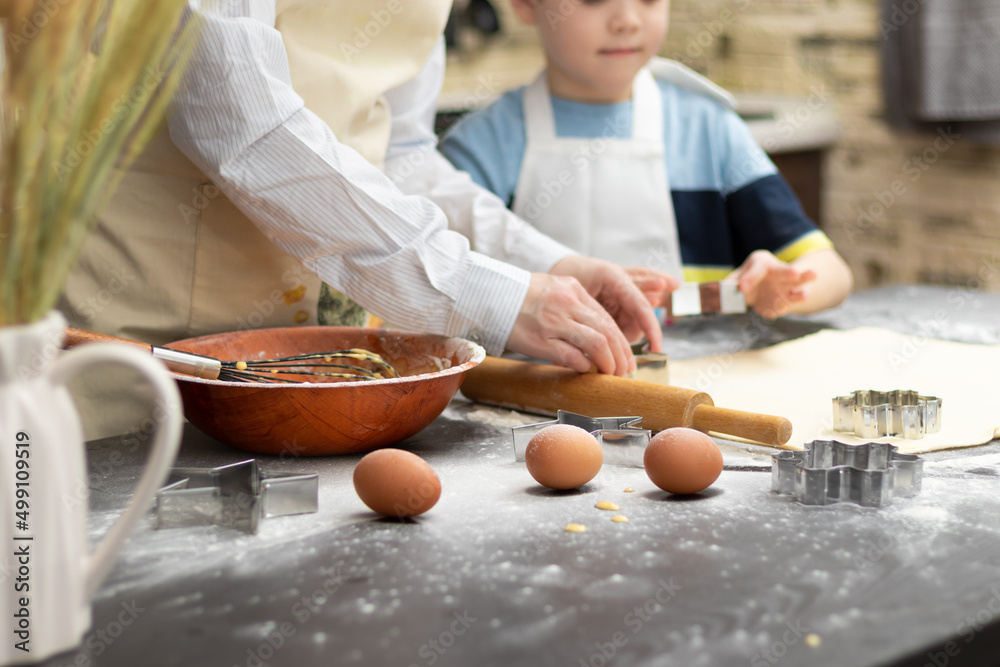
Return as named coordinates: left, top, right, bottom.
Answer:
left=43, top=286, right=1000, bottom=667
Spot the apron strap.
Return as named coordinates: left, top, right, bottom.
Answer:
left=523, top=72, right=557, bottom=143
left=631, top=68, right=663, bottom=143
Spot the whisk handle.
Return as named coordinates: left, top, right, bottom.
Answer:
left=63, top=328, right=222, bottom=380
left=64, top=328, right=154, bottom=353
left=152, top=348, right=222, bottom=380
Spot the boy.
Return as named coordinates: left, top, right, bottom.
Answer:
left=440, top=0, right=853, bottom=318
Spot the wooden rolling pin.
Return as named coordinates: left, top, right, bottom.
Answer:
left=461, top=357, right=792, bottom=447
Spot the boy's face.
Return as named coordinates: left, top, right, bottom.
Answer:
left=512, top=0, right=670, bottom=104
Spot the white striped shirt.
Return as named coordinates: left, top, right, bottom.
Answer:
left=167, top=1, right=574, bottom=355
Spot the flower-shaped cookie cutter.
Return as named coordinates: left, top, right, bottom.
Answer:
left=833, top=390, right=942, bottom=440
left=155, top=459, right=318, bottom=534
left=772, top=439, right=923, bottom=507
left=511, top=410, right=651, bottom=468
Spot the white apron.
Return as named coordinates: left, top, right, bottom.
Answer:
left=60, top=0, right=451, bottom=345
left=511, top=67, right=684, bottom=278
left=59, top=0, right=452, bottom=438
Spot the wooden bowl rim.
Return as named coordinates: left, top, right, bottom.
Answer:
left=164, top=326, right=486, bottom=388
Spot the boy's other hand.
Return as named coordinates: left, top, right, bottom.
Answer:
left=730, top=250, right=817, bottom=318
left=622, top=266, right=681, bottom=308
left=549, top=255, right=665, bottom=356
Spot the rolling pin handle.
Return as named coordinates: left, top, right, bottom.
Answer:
left=691, top=404, right=793, bottom=447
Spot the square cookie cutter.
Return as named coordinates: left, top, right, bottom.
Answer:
left=833, top=390, right=942, bottom=439
left=156, top=459, right=318, bottom=534
left=665, top=281, right=746, bottom=319
left=772, top=439, right=923, bottom=507
left=631, top=353, right=670, bottom=385
left=511, top=410, right=651, bottom=468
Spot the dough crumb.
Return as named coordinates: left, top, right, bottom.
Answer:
left=235, top=361, right=247, bottom=371
left=805, top=634, right=821, bottom=648
left=611, top=515, right=629, bottom=523
left=624, top=487, right=635, bottom=493
left=595, top=501, right=620, bottom=511
left=564, top=523, right=587, bottom=533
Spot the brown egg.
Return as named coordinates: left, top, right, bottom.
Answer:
left=643, top=428, right=723, bottom=494
left=353, top=449, right=441, bottom=517
left=525, top=424, right=603, bottom=490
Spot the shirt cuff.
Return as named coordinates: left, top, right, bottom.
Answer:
left=774, top=229, right=835, bottom=264
left=447, top=253, right=530, bottom=356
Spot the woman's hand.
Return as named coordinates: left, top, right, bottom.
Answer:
left=507, top=272, right=636, bottom=376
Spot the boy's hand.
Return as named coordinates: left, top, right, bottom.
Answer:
left=622, top=266, right=681, bottom=308
left=730, top=250, right=817, bottom=318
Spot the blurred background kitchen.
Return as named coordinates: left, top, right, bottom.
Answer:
left=440, top=0, right=1000, bottom=292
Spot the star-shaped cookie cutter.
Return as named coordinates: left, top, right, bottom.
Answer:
left=511, top=410, right=651, bottom=468
left=833, top=390, right=942, bottom=439
left=155, top=460, right=318, bottom=534
left=772, top=439, right=923, bottom=507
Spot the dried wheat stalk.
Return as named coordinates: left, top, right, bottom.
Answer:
left=0, top=0, right=198, bottom=325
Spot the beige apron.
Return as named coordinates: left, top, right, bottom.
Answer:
left=60, top=0, right=451, bottom=344
left=59, top=0, right=451, bottom=438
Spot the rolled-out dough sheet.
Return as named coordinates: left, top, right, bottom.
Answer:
left=667, top=326, right=1000, bottom=454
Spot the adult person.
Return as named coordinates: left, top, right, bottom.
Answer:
left=59, top=0, right=675, bottom=377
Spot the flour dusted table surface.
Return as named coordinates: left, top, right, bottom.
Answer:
left=46, top=286, right=1000, bottom=667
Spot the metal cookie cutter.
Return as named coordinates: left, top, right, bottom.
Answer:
left=833, top=390, right=942, bottom=439
left=511, top=410, right=651, bottom=468
left=632, top=353, right=670, bottom=385
left=772, top=439, right=923, bottom=507
left=666, top=281, right=746, bottom=319
left=156, top=460, right=318, bottom=534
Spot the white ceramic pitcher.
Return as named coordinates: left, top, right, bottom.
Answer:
left=0, top=312, right=183, bottom=665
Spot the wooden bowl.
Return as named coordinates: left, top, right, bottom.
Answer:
left=164, top=327, right=485, bottom=456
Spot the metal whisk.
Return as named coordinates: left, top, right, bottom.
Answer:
left=216, top=349, right=399, bottom=382
left=63, top=328, right=399, bottom=383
